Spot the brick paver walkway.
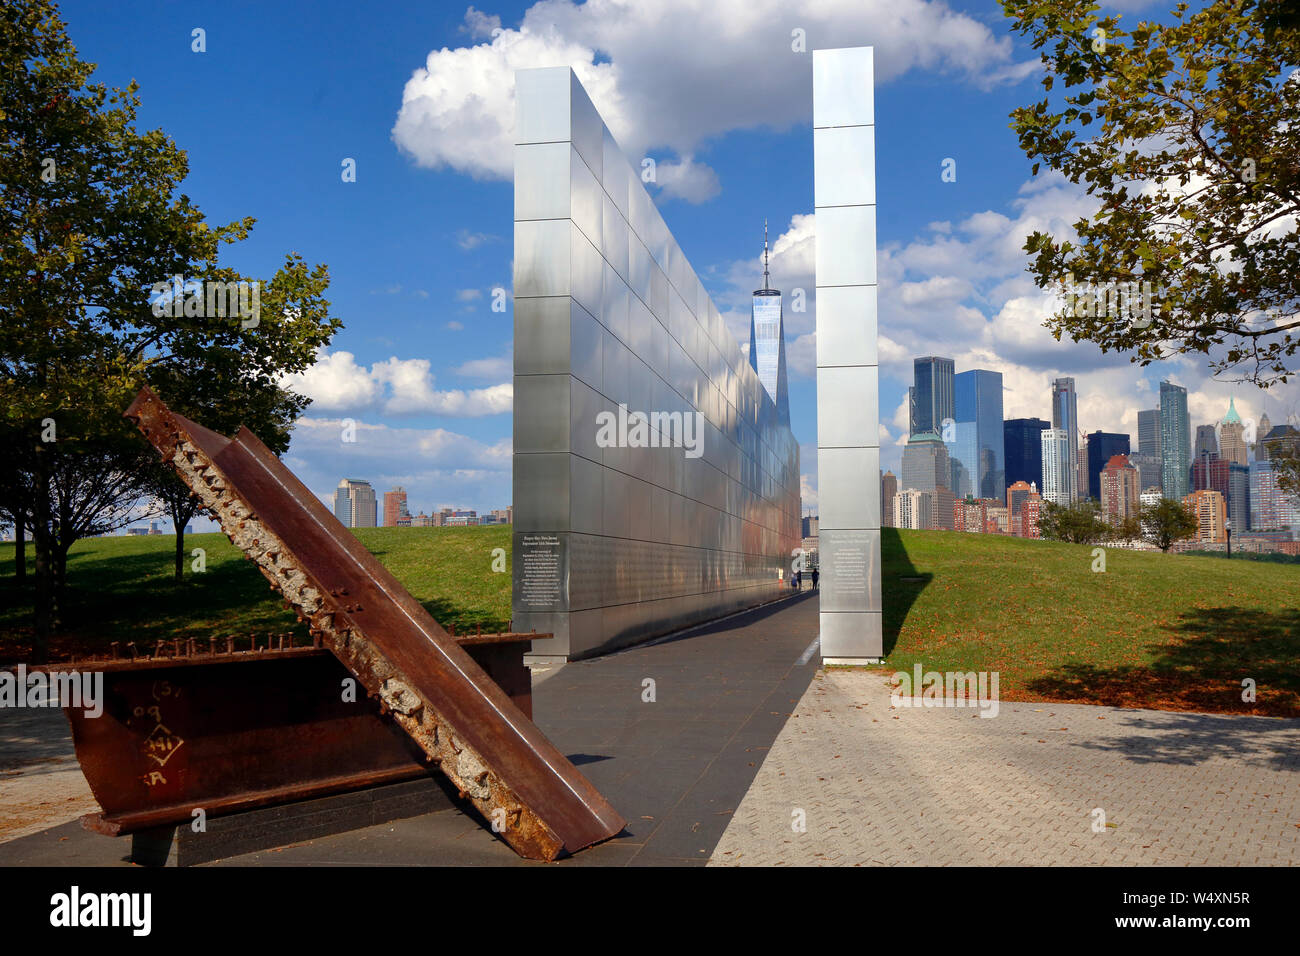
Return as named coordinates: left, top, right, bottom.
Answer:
left=710, top=668, right=1300, bottom=866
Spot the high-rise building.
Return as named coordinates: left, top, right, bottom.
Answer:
left=1099, top=454, right=1139, bottom=527
left=383, top=486, right=411, bottom=527
left=1051, top=378, right=1080, bottom=502
left=1250, top=424, right=1300, bottom=534
left=334, top=479, right=377, bottom=528
left=1040, top=427, right=1072, bottom=506
left=893, top=489, right=934, bottom=531
left=947, top=423, right=974, bottom=499
left=1255, top=413, right=1273, bottom=459
left=910, top=357, right=955, bottom=438
left=900, top=432, right=951, bottom=496
left=1006, top=480, right=1036, bottom=520
left=948, top=369, right=1005, bottom=500
left=748, top=221, right=790, bottom=426
left=1190, top=448, right=1250, bottom=533
left=1020, top=493, right=1043, bottom=538
left=1006, top=481, right=1043, bottom=537
left=1137, top=408, right=1162, bottom=458
left=1228, top=462, right=1251, bottom=532
left=1261, top=423, right=1300, bottom=460
left=1192, top=452, right=1228, bottom=496
left=1127, top=452, right=1162, bottom=493
left=930, top=486, right=956, bottom=531
left=1183, top=489, right=1227, bottom=543
left=1194, top=424, right=1219, bottom=461
left=1250, top=457, right=1300, bottom=534
left=1159, top=381, right=1191, bottom=501
left=1086, top=431, right=1131, bottom=501
left=953, top=497, right=990, bottom=534
left=1217, top=399, right=1248, bottom=467
left=1076, top=437, right=1090, bottom=507
left=1004, top=418, right=1049, bottom=489
left=881, top=471, right=897, bottom=527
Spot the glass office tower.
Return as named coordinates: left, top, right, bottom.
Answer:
left=1051, top=377, right=1080, bottom=502
left=749, top=222, right=790, bottom=427
left=1137, top=408, right=1162, bottom=457
left=910, top=356, right=955, bottom=438
left=948, top=369, right=1005, bottom=500
left=1160, top=381, right=1191, bottom=500
left=1004, top=418, right=1049, bottom=488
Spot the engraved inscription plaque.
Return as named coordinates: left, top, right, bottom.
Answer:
left=518, top=533, right=565, bottom=611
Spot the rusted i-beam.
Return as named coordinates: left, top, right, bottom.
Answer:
left=29, top=631, right=538, bottom=837
left=125, top=387, right=625, bottom=860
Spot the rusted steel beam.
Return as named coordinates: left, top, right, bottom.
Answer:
left=58, top=649, right=431, bottom=836
left=24, top=631, right=539, bottom=837
left=124, top=387, right=625, bottom=860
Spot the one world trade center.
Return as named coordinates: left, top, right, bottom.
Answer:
left=749, top=220, right=791, bottom=426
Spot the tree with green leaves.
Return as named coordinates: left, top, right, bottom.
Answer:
left=1108, top=512, right=1144, bottom=544
left=1002, top=0, right=1300, bottom=388
left=1139, top=497, right=1199, bottom=552
left=0, top=0, right=340, bottom=659
left=140, top=254, right=336, bottom=581
left=1037, top=498, right=1111, bottom=543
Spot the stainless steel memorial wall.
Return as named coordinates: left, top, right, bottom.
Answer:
left=512, top=67, right=802, bottom=661
left=813, top=47, right=883, bottom=661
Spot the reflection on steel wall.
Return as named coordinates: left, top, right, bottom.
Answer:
left=813, top=48, right=883, bottom=660
left=512, top=67, right=801, bottom=660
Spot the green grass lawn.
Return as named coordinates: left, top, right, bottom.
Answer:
left=880, top=528, right=1300, bottom=718
left=2, top=525, right=1296, bottom=717
left=0, top=525, right=512, bottom=662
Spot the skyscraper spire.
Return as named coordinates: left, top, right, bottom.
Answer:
left=1223, top=396, right=1242, bottom=425
left=750, top=218, right=789, bottom=426
left=762, top=218, right=770, bottom=292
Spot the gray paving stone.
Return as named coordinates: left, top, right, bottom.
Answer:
left=709, top=669, right=1300, bottom=866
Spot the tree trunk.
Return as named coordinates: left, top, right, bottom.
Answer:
left=53, top=539, right=69, bottom=629
left=14, top=519, right=25, bottom=582
left=31, top=455, right=52, bottom=664
left=175, top=521, right=185, bottom=581
left=169, top=492, right=198, bottom=581
left=31, top=526, right=51, bottom=663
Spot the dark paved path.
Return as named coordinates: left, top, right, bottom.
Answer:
left=0, top=590, right=821, bottom=866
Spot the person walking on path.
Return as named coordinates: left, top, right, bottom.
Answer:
left=811, top=567, right=819, bottom=590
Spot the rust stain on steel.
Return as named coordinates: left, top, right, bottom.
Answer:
left=52, top=648, right=434, bottom=836
left=124, top=386, right=625, bottom=860
left=26, top=632, right=536, bottom=836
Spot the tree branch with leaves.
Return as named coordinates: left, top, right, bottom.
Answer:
left=1002, top=0, right=1300, bottom=387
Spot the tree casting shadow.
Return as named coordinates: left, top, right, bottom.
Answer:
left=1025, top=605, right=1300, bottom=722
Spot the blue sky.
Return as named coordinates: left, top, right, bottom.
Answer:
left=59, top=0, right=1295, bottom=527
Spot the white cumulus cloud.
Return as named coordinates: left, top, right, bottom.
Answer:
left=282, top=350, right=512, bottom=417
left=392, top=0, right=1033, bottom=191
